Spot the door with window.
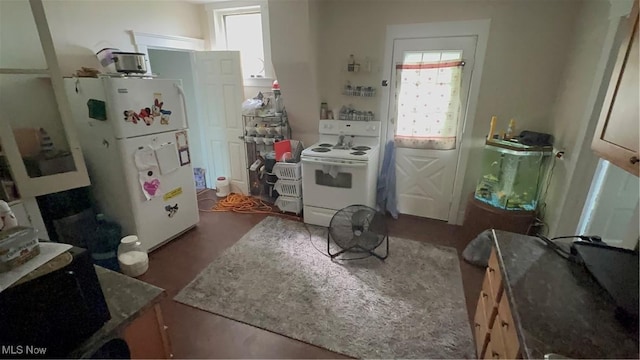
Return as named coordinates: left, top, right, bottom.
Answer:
left=385, top=36, right=476, bottom=220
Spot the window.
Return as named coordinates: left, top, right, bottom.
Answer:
left=209, top=2, right=273, bottom=85
left=224, top=12, right=264, bottom=78
left=393, top=50, right=464, bottom=150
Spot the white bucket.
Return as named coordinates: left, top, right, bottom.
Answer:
left=216, top=176, right=230, bottom=197
left=118, top=235, right=149, bottom=277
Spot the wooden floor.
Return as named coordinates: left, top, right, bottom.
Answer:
left=138, top=190, right=484, bottom=358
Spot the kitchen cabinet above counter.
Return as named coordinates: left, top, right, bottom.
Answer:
left=480, top=231, right=639, bottom=359
left=592, top=2, right=639, bottom=176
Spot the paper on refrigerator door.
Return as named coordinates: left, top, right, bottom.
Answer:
left=134, top=145, right=162, bottom=200
left=134, top=145, right=158, bottom=170
left=155, top=142, right=180, bottom=175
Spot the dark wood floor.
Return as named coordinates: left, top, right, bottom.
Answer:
left=138, top=190, right=484, bottom=358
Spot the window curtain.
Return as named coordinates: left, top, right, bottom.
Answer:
left=393, top=60, right=464, bottom=150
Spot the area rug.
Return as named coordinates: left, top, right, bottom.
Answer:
left=175, top=216, right=474, bottom=359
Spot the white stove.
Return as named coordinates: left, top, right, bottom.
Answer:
left=301, top=120, right=381, bottom=227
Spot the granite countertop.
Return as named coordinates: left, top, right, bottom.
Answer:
left=69, top=266, right=165, bottom=358
left=493, top=230, right=639, bottom=359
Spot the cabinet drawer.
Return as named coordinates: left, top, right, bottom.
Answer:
left=484, top=340, right=501, bottom=360
left=474, top=292, right=490, bottom=358
left=481, top=274, right=498, bottom=327
left=489, top=317, right=508, bottom=359
left=488, top=248, right=503, bottom=301
left=498, top=293, right=520, bottom=358
left=125, top=303, right=172, bottom=359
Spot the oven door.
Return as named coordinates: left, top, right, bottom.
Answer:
left=302, top=156, right=371, bottom=210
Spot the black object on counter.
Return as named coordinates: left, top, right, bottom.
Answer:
left=571, top=241, right=639, bottom=329
left=0, top=247, right=111, bottom=357
left=493, top=230, right=639, bottom=359
left=516, top=130, right=553, bottom=146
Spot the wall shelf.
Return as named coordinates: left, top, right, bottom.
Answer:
left=8, top=199, right=22, bottom=206
left=0, top=68, right=50, bottom=75
left=342, top=88, right=376, bottom=97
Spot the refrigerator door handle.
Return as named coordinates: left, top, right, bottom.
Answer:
left=174, top=83, right=189, bottom=129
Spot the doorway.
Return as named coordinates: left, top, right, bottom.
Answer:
left=147, top=49, right=207, bottom=184
left=379, top=20, right=490, bottom=223
left=578, top=159, right=639, bottom=249
left=132, top=33, right=248, bottom=194
left=384, top=36, right=476, bottom=220
left=144, top=49, right=248, bottom=194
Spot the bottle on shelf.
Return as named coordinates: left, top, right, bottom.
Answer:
left=348, top=54, right=355, bottom=72
left=487, top=116, right=497, bottom=141
left=272, top=80, right=284, bottom=115
left=505, top=118, right=516, bottom=140
left=320, top=102, right=328, bottom=119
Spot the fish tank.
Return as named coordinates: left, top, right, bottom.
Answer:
left=475, top=140, right=552, bottom=211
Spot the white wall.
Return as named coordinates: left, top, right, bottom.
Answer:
left=544, top=0, right=623, bottom=236
left=310, top=0, right=580, bottom=220
left=268, top=0, right=320, bottom=146
left=43, top=1, right=206, bottom=75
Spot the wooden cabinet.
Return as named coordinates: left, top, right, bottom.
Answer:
left=462, top=194, right=536, bottom=245
left=592, top=2, right=639, bottom=177
left=124, top=303, right=173, bottom=359
left=474, top=247, right=521, bottom=359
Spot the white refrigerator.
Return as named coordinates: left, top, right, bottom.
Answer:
left=65, top=77, right=199, bottom=251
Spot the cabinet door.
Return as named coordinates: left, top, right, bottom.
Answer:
left=592, top=2, right=639, bottom=177
left=124, top=303, right=172, bottom=359
left=0, top=0, right=89, bottom=198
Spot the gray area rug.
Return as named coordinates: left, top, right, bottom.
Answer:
left=175, top=216, right=474, bottom=359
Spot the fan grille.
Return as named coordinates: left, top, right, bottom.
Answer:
left=329, top=205, right=387, bottom=252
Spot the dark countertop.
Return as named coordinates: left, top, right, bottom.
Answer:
left=69, top=266, right=165, bottom=358
left=493, top=230, right=639, bottom=359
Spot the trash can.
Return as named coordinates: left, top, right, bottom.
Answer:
left=53, top=208, right=98, bottom=249
left=88, top=214, right=122, bottom=272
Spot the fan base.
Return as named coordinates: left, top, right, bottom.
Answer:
left=327, top=233, right=389, bottom=261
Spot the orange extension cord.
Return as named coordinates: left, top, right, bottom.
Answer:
left=198, top=193, right=301, bottom=220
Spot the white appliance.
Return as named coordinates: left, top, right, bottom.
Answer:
left=65, top=77, right=199, bottom=251
left=301, top=120, right=381, bottom=227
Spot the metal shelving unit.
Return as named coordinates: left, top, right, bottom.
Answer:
left=241, top=112, right=291, bottom=203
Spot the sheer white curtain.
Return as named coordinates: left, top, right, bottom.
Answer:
left=393, top=60, right=464, bottom=150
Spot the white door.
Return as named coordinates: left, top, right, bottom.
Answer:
left=579, top=160, right=639, bottom=248
left=194, top=51, right=248, bottom=194
left=384, top=37, right=476, bottom=220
